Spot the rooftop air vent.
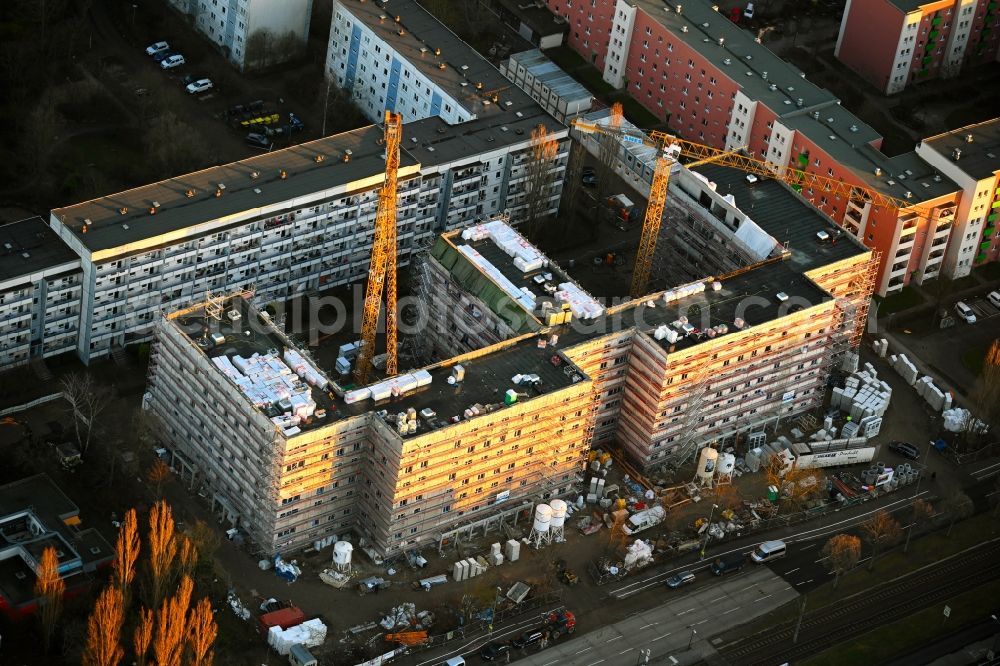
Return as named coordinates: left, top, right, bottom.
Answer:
left=816, top=230, right=830, bottom=242
left=828, top=135, right=836, bottom=141
left=776, top=292, right=789, bottom=302
left=435, top=47, right=441, bottom=56
left=703, top=38, right=711, bottom=43
left=682, top=25, right=688, bottom=32
left=788, top=86, right=795, bottom=92
left=475, top=81, right=483, bottom=89
left=905, top=191, right=913, bottom=199
left=702, top=22, right=710, bottom=27
left=677, top=4, right=683, bottom=14
left=811, top=111, right=820, bottom=119
left=398, top=29, right=405, bottom=36
left=746, top=71, right=753, bottom=76
left=745, top=54, right=752, bottom=61
left=850, top=125, right=858, bottom=132
left=122, top=224, right=129, bottom=231
left=898, top=173, right=906, bottom=180
left=118, top=207, right=128, bottom=215
left=874, top=167, right=882, bottom=176
left=438, top=62, right=446, bottom=70
left=966, top=133, right=974, bottom=143
left=723, top=57, right=731, bottom=65
left=461, top=65, right=469, bottom=71
left=420, top=47, right=428, bottom=54
left=933, top=174, right=942, bottom=182
left=826, top=117, right=834, bottom=123
left=887, top=179, right=896, bottom=186
left=718, top=37, right=725, bottom=45
left=796, top=98, right=804, bottom=107
left=314, top=155, right=325, bottom=163
left=460, top=81, right=468, bottom=87
left=769, top=83, right=777, bottom=91
left=394, top=14, right=401, bottom=22
left=762, top=71, right=768, bottom=80
left=952, top=148, right=962, bottom=161
left=185, top=189, right=195, bottom=198
left=250, top=171, right=259, bottom=179
left=378, top=14, right=386, bottom=22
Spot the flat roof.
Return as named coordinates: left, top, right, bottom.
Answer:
left=496, top=0, right=568, bottom=36
left=172, top=297, right=339, bottom=435
left=780, top=110, right=958, bottom=204
left=0, top=217, right=79, bottom=283
left=507, top=49, right=594, bottom=105
left=51, top=126, right=419, bottom=255
left=343, top=0, right=539, bottom=120
left=0, top=474, right=113, bottom=608
left=887, top=0, right=938, bottom=13
left=337, top=336, right=588, bottom=428
left=631, top=0, right=837, bottom=115
left=171, top=293, right=587, bottom=434
left=553, top=257, right=832, bottom=352
left=693, top=163, right=871, bottom=272
left=922, top=118, right=1000, bottom=181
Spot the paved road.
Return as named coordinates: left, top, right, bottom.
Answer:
left=606, top=489, right=930, bottom=600
left=513, top=568, right=797, bottom=666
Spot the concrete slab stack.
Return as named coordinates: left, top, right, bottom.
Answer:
left=836, top=368, right=891, bottom=426
left=890, top=354, right=919, bottom=385
left=505, top=539, right=521, bottom=562
left=872, top=338, right=889, bottom=358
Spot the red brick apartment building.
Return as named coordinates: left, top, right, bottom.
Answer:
left=544, top=0, right=987, bottom=294
left=835, top=0, right=1000, bottom=95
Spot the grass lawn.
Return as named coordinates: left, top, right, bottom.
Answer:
left=876, top=286, right=924, bottom=316
left=804, top=578, right=1000, bottom=666
left=574, top=66, right=616, bottom=96
left=544, top=45, right=587, bottom=71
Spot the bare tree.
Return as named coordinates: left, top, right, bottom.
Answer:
left=904, top=498, right=935, bottom=553
left=144, top=112, right=207, bottom=176
left=595, top=102, right=623, bottom=205
left=61, top=372, right=111, bottom=455
left=942, top=490, right=974, bottom=536
left=560, top=140, right=586, bottom=217
left=860, top=510, right=902, bottom=571
left=822, top=534, right=861, bottom=588
left=521, top=124, right=560, bottom=240
left=274, top=30, right=304, bottom=64
left=970, top=340, right=1000, bottom=434
left=244, top=29, right=275, bottom=70
left=147, top=459, right=172, bottom=499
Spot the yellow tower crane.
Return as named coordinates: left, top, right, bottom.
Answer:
left=354, top=111, right=403, bottom=386
left=571, top=120, right=924, bottom=298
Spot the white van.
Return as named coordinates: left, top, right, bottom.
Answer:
left=955, top=301, right=977, bottom=324
left=751, top=540, right=787, bottom=563
left=988, top=291, right=1000, bottom=309
left=443, top=658, right=466, bottom=666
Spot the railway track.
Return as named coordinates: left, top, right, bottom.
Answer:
left=717, top=539, right=1000, bottom=665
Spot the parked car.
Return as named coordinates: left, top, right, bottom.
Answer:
left=743, top=2, right=755, bottom=19
left=245, top=132, right=272, bottom=149
left=152, top=50, right=174, bottom=63
left=160, top=54, right=186, bottom=70
left=954, top=300, right=977, bottom=324
left=146, top=41, right=169, bottom=56
left=711, top=552, right=746, bottom=576
left=988, top=291, right=1000, bottom=309
left=479, top=642, right=511, bottom=661
left=888, top=440, right=920, bottom=460
left=582, top=174, right=598, bottom=187
left=582, top=166, right=596, bottom=176
left=666, top=571, right=696, bottom=588
left=511, top=629, right=544, bottom=649
left=186, top=78, right=213, bottom=94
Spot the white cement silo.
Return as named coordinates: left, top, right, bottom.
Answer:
left=333, top=540, right=353, bottom=572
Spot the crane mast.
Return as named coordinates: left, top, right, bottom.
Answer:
left=354, top=111, right=402, bottom=386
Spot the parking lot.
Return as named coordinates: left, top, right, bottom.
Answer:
left=890, top=287, right=1000, bottom=393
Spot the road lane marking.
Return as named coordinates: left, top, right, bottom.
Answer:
left=723, top=607, right=740, bottom=614
left=740, top=583, right=756, bottom=591
left=640, top=623, right=658, bottom=629
left=710, top=595, right=726, bottom=602
left=677, top=608, right=696, bottom=615
left=607, top=635, right=623, bottom=642
left=576, top=647, right=592, bottom=653
left=784, top=568, right=800, bottom=575
left=651, top=633, right=673, bottom=642
left=619, top=648, right=634, bottom=654
left=585, top=661, right=605, bottom=666
left=694, top=618, right=709, bottom=625
left=754, top=593, right=772, bottom=603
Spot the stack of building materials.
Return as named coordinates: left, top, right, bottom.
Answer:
left=872, top=338, right=889, bottom=358
left=831, top=366, right=891, bottom=423
left=889, top=353, right=919, bottom=385
left=840, top=351, right=860, bottom=373
left=283, top=349, right=329, bottom=389
left=344, top=369, right=433, bottom=405
left=914, top=376, right=949, bottom=411
left=457, top=244, right=536, bottom=311
left=213, top=351, right=319, bottom=423
left=489, top=542, right=504, bottom=566
left=267, top=618, right=327, bottom=655
left=660, top=281, right=706, bottom=305
left=505, top=539, right=521, bottom=562
left=554, top=282, right=604, bottom=319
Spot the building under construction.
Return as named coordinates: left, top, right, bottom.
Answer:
left=146, top=151, right=876, bottom=557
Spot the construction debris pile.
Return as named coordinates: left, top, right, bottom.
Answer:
left=379, top=603, right=435, bottom=632
left=942, top=408, right=988, bottom=434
